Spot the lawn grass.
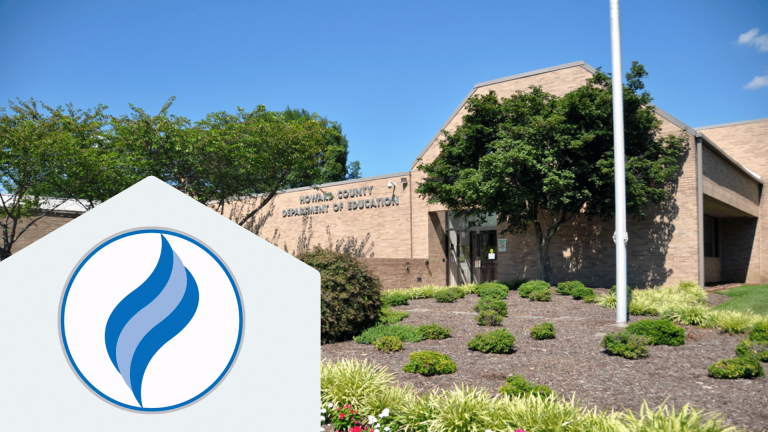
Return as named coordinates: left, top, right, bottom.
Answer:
left=713, top=285, right=768, bottom=315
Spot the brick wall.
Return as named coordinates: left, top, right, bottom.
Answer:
left=698, top=119, right=768, bottom=283
left=221, top=175, right=414, bottom=259
left=7, top=214, right=77, bottom=256
left=720, top=217, right=760, bottom=283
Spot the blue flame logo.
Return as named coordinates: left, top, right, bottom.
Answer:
left=104, top=235, right=200, bottom=407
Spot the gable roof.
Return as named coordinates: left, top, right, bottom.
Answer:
left=695, top=117, right=768, bottom=130
left=411, top=61, right=699, bottom=169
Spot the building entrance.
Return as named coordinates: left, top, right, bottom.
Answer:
left=446, top=213, right=498, bottom=285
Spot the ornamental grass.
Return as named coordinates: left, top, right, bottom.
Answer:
left=320, top=358, right=742, bottom=432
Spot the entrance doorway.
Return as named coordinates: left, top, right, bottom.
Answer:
left=447, top=224, right=498, bottom=285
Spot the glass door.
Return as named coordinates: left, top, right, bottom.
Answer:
left=448, top=230, right=472, bottom=285
left=471, top=230, right=498, bottom=283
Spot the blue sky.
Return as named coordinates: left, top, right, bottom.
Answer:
left=1, top=0, right=767, bottom=178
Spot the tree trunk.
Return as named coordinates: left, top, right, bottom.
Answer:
left=537, top=235, right=554, bottom=285
left=0, top=248, right=10, bottom=261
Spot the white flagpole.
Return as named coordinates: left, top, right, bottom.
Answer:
left=610, top=0, right=628, bottom=324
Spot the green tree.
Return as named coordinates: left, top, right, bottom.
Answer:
left=416, top=62, right=687, bottom=283
left=0, top=99, right=127, bottom=260
left=111, top=98, right=333, bottom=226
left=280, top=106, right=361, bottom=187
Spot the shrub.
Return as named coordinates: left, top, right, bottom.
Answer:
left=299, top=247, right=383, bottom=344
left=735, top=339, right=768, bottom=362
left=475, top=309, right=503, bottom=326
left=379, top=307, right=409, bottom=325
left=530, top=322, right=556, bottom=340
left=625, top=318, right=685, bottom=346
left=434, top=287, right=464, bottom=303
left=501, top=279, right=527, bottom=291
left=418, top=324, right=451, bottom=340
left=571, top=286, right=595, bottom=301
left=383, top=292, right=410, bottom=307
left=528, top=289, right=551, bottom=302
left=705, top=310, right=755, bottom=334
left=628, top=297, right=659, bottom=316
left=320, top=358, right=394, bottom=412
left=403, top=351, right=456, bottom=376
left=374, top=336, right=403, bottom=353
left=498, top=375, right=553, bottom=398
left=660, top=304, right=709, bottom=326
left=750, top=321, right=768, bottom=342
left=600, top=331, right=651, bottom=359
left=355, top=324, right=423, bottom=344
left=708, top=356, right=764, bottom=379
left=476, top=283, right=509, bottom=300
left=467, top=329, right=516, bottom=353
left=473, top=298, right=508, bottom=317
left=609, top=284, right=633, bottom=296
left=519, top=280, right=550, bottom=298
left=556, top=280, right=585, bottom=295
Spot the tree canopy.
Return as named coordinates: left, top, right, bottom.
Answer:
left=416, top=62, right=688, bottom=283
left=0, top=97, right=358, bottom=260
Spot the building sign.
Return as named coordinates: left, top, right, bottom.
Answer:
left=498, top=239, right=507, bottom=253
left=0, top=177, right=319, bottom=431
left=282, top=186, right=399, bottom=217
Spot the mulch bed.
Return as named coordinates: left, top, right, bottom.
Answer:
left=322, top=289, right=768, bottom=431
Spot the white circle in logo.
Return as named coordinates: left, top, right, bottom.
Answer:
left=59, top=229, right=243, bottom=412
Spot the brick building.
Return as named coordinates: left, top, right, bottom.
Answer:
left=13, top=61, right=767, bottom=290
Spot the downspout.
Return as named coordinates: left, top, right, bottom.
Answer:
left=696, top=136, right=705, bottom=287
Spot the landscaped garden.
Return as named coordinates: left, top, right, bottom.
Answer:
left=319, top=272, right=768, bottom=432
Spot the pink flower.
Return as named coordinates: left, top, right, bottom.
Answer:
left=339, top=413, right=345, bottom=420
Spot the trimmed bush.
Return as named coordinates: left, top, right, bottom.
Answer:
left=625, top=318, right=685, bottom=346
left=355, top=324, right=423, bottom=344
left=708, top=356, right=764, bottom=379
left=528, top=289, right=551, bottom=302
left=571, top=286, right=596, bottom=301
left=519, top=280, right=550, bottom=298
left=735, top=339, right=768, bottom=362
left=750, top=321, right=768, bottom=342
left=473, top=298, right=508, bottom=317
left=434, top=287, right=465, bottom=303
left=379, top=307, right=409, bottom=325
left=418, top=324, right=451, bottom=340
left=610, top=284, right=633, bottom=297
left=374, top=336, right=403, bottom=353
left=475, top=309, right=503, bottom=326
left=403, top=351, right=456, bottom=376
left=476, top=283, right=509, bottom=300
left=530, top=322, right=556, bottom=340
left=556, top=280, right=585, bottom=295
left=383, top=292, right=410, bottom=307
left=498, top=375, right=553, bottom=398
left=467, top=329, right=516, bottom=354
left=501, top=279, right=527, bottom=291
left=299, top=247, right=383, bottom=344
left=600, top=331, right=651, bottom=359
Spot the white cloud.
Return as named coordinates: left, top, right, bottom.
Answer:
left=744, top=75, right=768, bottom=90
left=738, top=28, right=768, bottom=52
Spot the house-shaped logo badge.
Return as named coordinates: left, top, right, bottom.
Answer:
left=0, top=177, right=320, bottom=431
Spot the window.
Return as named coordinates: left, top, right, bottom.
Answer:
left=703, top=216, right=719, bottom=258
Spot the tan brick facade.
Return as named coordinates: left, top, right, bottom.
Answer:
left=697, top=119, right=768, bottom=283
left=10, top=64, right=766, bottom=290
left=7, top=214, right=77, bottom=255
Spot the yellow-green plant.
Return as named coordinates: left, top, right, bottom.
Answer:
left=425, top=385, right=495, bottom=432
left=619, top=400, right=740, bottom=431
left=320, top=358, right=393, bottom=412
left=704, top=310, right=758, bottom=334
left=320, top=356, right=744, bottom=432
